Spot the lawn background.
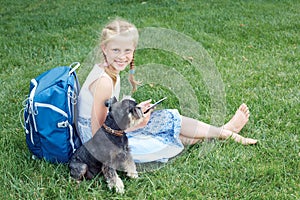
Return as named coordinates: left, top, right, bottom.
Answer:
left=0, top=0, right=299, bottom=199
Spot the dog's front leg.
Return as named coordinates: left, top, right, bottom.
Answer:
left=124, top=155, right=138, bottom=179
left=102, top=165, right=124, bottom=194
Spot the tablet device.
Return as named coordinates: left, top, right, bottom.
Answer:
left=144, top=97, right=167, bottom=114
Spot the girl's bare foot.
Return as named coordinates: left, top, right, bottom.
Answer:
left=220, top=129, right=258, bottom=145
left=231, top=132, right=258, bottom=145
left=223, top=103, right=250, bottom=133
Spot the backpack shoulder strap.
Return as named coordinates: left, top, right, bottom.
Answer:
left=69, top=62, right=80, bottom=76
left=68, top=62, right=81, bottom=139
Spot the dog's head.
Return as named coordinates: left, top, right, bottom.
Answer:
left=105, top=97, right=144, bottom=130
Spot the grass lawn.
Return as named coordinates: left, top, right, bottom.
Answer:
left=1, top=0, right=299, bottom=199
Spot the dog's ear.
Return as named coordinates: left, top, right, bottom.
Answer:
left=104, top=97, right=118, bottom=108
left=111, top=96, right=117, bottom=104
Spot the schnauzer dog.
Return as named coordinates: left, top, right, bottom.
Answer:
left=69, top=97, right=144, bottom=193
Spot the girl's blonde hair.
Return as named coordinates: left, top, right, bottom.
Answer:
left=101, top=18, right=139, bottom=92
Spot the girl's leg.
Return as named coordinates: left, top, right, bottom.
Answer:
left=179, top=117, right=257, bottom=145
left=179, top=116, right=225, bottom=145
left=179, top=104, right=257, bottom=145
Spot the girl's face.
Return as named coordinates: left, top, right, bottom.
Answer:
left=102, top=35, right=135, bottom=72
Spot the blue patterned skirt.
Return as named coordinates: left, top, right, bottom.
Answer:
left=127, top=109, right=184, bottom=163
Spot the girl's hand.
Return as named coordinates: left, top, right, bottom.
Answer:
left=140, top=106, right=152, bottom=124
left=137, top=99, right=152, bottom=127
left=137, top=99, right=152, bottom=113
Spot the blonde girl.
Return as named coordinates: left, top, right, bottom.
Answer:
left=77, top=19, right=257, bottom=163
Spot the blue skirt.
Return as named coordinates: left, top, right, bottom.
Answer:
left=127, top=109, right=184, bottom=163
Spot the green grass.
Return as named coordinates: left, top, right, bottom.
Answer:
left=1, top=0, right=299, bottom=199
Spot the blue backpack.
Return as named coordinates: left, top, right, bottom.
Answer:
left=23, top=62, right=82, bottom=163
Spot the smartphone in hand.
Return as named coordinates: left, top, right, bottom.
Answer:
left=144, top=97, right=167, bottom=114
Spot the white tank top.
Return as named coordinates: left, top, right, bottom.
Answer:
left=78, top=64, right=120, bottom=119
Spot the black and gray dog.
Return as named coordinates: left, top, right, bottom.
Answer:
left=69, top=97, right=144, bottom=193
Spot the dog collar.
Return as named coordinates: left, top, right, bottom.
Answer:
left=102, top=123, right=124, bottom=137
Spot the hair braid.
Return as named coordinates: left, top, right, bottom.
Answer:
left=103, top=52, right=117, bottom=86
left=128, top=52, right=140, bottom=92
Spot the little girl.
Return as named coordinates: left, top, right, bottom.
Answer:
left=77, top=18, right=257, bottom=163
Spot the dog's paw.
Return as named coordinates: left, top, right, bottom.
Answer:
left=70, top=163, right=88, bottom=180
left=127, top=171, right=138, bottom=179
left=108, top=177, right=124, bottom=194
left=115, top=177, right=125, bottom=194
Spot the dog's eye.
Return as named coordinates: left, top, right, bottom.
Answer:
left=128, top=107, right=133, bottom=113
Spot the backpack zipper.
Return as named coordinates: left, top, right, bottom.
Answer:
left=67, top=85, right=76, bottom=153
left=34, top=102, right=68, bottom=117
left=56, top=120, right=76, bottom=153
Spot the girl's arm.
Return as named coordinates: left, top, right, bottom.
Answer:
left=90, top=76, right=113, bottom=135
